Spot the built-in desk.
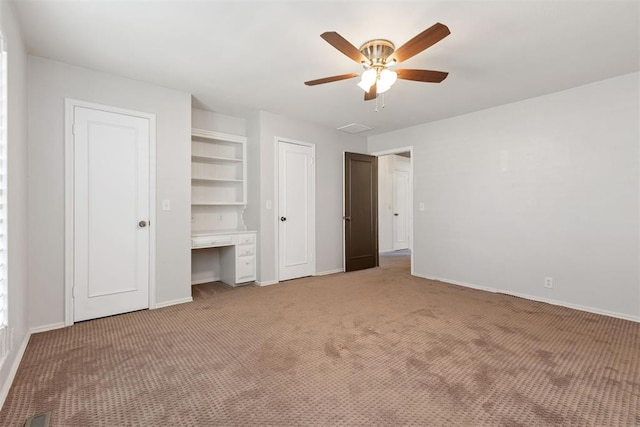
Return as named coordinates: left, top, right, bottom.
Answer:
left=191, top=230, right=257, bottom=286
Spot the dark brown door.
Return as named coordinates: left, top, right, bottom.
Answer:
left=344, top=152, right=378, bottom=272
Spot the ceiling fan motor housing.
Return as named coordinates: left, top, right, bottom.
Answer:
left=359, top=39, right=395, bottom=68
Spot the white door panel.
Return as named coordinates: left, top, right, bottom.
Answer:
left=393, top=170, right=409, bottom=250
left=278, top=141, right=315, bottom=281
left=74, top=106, right=150, bottom=321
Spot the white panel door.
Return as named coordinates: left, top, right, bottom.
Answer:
left=393, top=169, right=410, bottom=250
left=278, top=141, right=315, bottom=281
left=73, top=106, right=150, bottom=321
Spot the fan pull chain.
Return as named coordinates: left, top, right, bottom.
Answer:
left=374, top=93, right=386, bottom=112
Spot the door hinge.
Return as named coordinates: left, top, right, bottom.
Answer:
left=72, top=124, right=76, bottom=135
left=72, top=287, right=75, bottom=298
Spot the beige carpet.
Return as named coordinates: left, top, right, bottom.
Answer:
left=1, top=253, right=639, bottom=426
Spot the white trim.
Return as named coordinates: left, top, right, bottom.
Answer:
left=30, top=322, right=66, bottom=334
left=0, top=331, right=30, bottom=411
left=148, top=116, right=157, bottom=309
left=370, top=146, right=414, bottom=276
left=274, top=137, right=317, bottom=281
left=314, top=268, right=343, bottom=276
left=414, top=272, right=640, bottom=323
left=155, top=297, right=193, bottom=309
left=342, top=152, right=346, bottom=272
left=191, top=128, right=247, bottom=144
left=64, top=98, right=157, bottom=325
left=256, top=280, right=278, bottom=287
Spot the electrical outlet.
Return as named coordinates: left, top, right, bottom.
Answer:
left=544, top=277, right=553, bottom=289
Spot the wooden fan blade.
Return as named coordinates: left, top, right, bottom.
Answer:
left=387, top=23, right=450, bottom=63
left=321, top=32, right=369, bottom=64
left=396, top=69, right=449, bottom=83
left=305, top=73, right=359, bottom=86
left=364, top=82, right=377, bottom=101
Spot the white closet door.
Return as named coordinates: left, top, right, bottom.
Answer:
left=278, top=141, right=315, bottom=281
left=73, top=106, right=150, bottom=321
left=393, top=169, right=410, bottom=250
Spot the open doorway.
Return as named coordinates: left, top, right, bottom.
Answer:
left=373, top=148, right=413, bottom=274
left=342, top=147, right=413, bottom=274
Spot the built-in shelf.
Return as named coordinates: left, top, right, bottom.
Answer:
left=192, top=202, right=246, bottom=206
left=192, top=177, right=243, bottom=183
left=191, top=128, right=247, bottom=207
left=192, top=155, right=242, bottom=163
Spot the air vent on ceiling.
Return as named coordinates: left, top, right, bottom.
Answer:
left=337, top=123, right=372, bottom=134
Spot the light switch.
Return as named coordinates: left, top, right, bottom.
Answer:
left=162, top=199, right=171, bottom=211
left=419, top=202, right=425, bottom=211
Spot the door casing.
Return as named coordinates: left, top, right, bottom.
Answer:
left=64, top=98, right=157, bottom=326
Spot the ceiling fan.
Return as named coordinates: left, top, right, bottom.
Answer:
left=304, top=23, right=450, bottom=101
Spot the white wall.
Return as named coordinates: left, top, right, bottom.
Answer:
left=192, top=108, right=246, bottom=136
left=245, top=111, right=367, bottom=283
left=28, top=56, right=192, bottom=329
left=0, top=0, right=29, bottom=404
left=378, top=154, right=410, bottom=253
left=369, top=72, right=640, bottom=320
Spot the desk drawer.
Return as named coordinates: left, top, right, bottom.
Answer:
left=237, top=256, right=255, bottom=281
left=237, top=244, right=254, bottom=257
left=237, top=234, right=255, bottom=245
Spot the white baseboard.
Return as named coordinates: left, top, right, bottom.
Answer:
left=256, top=280, right=278, bottom=287
left=503, top=290, right=640, bottom=323
left=30, top=322, right=66, bottom=334
left=314, top=268, right=343, bottom=276
left=414, top=273, right=640, bottom=323
left=0, top=331, right=31, bottom=410
left=155, top=297, right=193, bottom=309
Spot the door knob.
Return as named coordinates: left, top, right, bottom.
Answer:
left=280, top=217, right=287, bottom=222
left=343, top=216, right=351, bottom=221
left=138, top=220, right=147, bottom=228
left=394, top=213, right=399, bottom=216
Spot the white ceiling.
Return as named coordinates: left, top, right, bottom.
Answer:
left=12, top=0, right=640, bottom=135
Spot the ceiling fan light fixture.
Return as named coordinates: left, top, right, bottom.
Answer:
left=377, top=81, right=392, bottom=94
left=379, top=69, right=397, bottom=86
left=306, top=23, right=451, bottom=101
left=377, top=69, right=397, bottom=93
left=358, top=68, right=377, bottom=92
left=357, top=80, right=372, bottom=92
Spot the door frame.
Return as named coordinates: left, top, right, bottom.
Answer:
left=64, top=98, right=157, bottom=326
left=274, top=137, right=316, bottom=282
left=343, top=146, right=414, bottom=275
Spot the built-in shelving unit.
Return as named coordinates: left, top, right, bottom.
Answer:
left=191, top=129, right=247, bottom=207
left=190, top=128, right=256, bottom=287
